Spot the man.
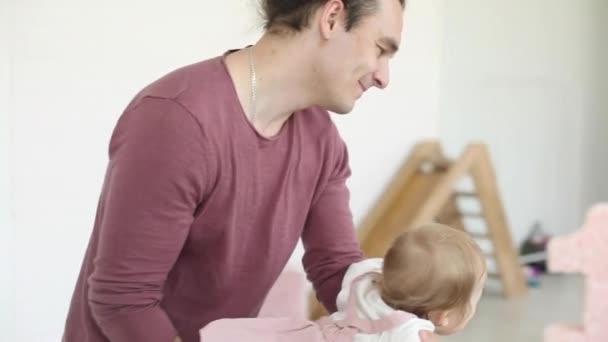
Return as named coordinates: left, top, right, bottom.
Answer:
left=63, top=0, right=438, bottom=341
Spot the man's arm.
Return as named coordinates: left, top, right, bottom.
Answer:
left=87, top=97, right=207, bottom=342
left=301, top=132, right=364, bottom=313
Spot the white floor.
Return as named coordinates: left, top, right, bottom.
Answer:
left=444, top=274, right=584, bottom=342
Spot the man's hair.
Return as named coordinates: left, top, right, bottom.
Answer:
left=260, top=0, right=406, bottom=33
left=379, top=223, right=486, bottom=321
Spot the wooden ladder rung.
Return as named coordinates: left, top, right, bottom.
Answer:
left=467, top=231, right=490, bottom=240
left=455, top=191, right=478, bottom=198
left=461, top=211, right=485, bottom=218
left=487, top=272, right=502, bottom=280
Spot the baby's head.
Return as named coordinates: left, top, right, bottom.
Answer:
left=379, top=223, right=487, bottom=335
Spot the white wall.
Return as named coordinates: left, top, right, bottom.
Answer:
left=1, top=0, right=16, bottom=340
left=582, top=0, right=608, bottom=206
left=334, top=0, right=443, bottom=225
left=438, top=0, right=596, bottom=245
left=10, top=0, right=441, bottom=340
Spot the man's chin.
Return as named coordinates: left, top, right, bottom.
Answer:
left=326, top=101, right=355, bottom=115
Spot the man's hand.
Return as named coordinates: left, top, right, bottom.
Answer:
left=419, top=330, right=440, bottom=342
left=174, top=336, right=182, bottom=342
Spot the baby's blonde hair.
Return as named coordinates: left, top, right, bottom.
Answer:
left=380, top=223, right=486, bottom=320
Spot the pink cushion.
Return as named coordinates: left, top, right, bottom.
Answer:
left=258, top=268, right=309, bottom=319
left=544, top=324, right=584, bottom=342
left=544, top=204, right=608, bottom=342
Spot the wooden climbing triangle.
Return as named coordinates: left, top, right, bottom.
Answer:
left=309, top=141, right=527, bottom=319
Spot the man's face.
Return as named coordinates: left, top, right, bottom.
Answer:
left=315, top=0, right=403, bottom=114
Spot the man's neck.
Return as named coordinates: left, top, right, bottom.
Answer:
left=225, top=33, right=319, bottom=138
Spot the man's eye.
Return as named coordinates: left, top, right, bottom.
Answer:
left=376, top=45, right=386, bottom=56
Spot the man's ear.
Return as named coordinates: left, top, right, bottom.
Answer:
left=319, top=0, right=347, bottom=39
left=428, top=310, right=449, bottom=327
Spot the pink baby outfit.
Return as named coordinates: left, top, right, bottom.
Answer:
left=199, top=273, right=416, bottom=342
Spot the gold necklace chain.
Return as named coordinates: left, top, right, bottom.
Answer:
left=247, top=46, right=256, bottom=123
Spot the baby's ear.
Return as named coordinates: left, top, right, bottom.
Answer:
left=428, top=310, right=449, bottom=327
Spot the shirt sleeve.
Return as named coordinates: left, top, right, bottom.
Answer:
left=301, top=126, right=364, bottom=313
left=87, top=97, right=207, bottom=342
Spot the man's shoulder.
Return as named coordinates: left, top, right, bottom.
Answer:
left=134, top=55, right=228, bottom=103
left=121, top=54, right=238, bottom=131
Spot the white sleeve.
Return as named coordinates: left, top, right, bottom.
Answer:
left=335, top=258, right=383, bottom=311
left=388, top=318, right=435, bottom=342
left=341, top=258, right=383, bottom=287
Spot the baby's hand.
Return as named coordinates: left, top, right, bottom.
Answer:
left=419, top=330, right=440, bottom=342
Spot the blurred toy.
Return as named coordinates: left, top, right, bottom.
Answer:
left=522, top=265, right=542, bottom=288
left=544, top=204, right=608, bottom=342
left=520, top=222, right=550, bottom=273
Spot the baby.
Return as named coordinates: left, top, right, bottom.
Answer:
left=200, top=223, right=487, bottom=342
left=325, top=222, right=488, bottom=341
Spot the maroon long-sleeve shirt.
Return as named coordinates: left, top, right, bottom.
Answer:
left=62, top=53, right=364, bottom=342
